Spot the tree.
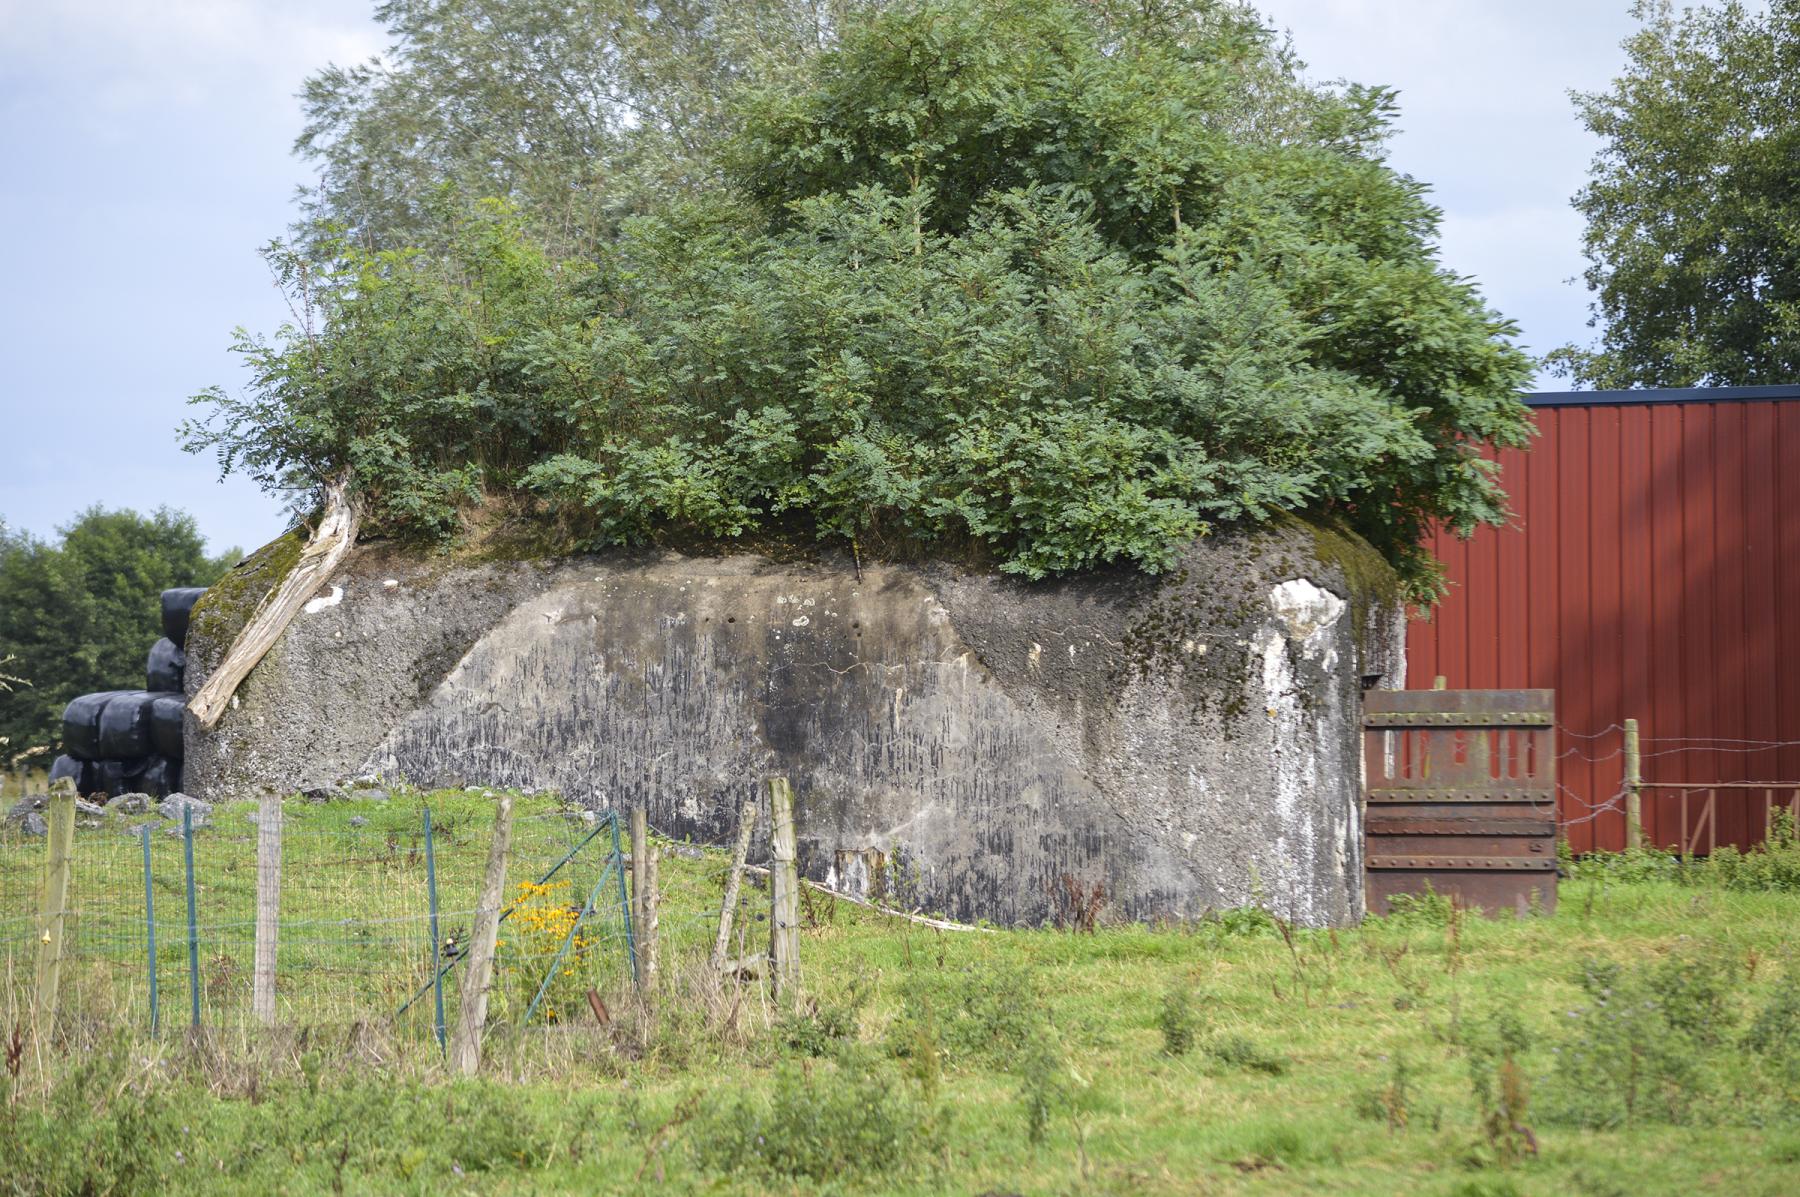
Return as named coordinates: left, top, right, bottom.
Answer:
left=294, top=0, right=874, bottom=257
left=191, top=0, right=1532, bottom=596
left=1551, top=1, right=1800, bottom=387
left=0, top=508, right=237, bottom=758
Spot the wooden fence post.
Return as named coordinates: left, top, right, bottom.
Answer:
left=452, top=792, right=514, bottom=1077
left=1624, top=718, right=1642, bottom=852
left=34, top=782, right=76, bottom=1039
left=253, top=790, right=282, bottom=1025
left=767, top=777, right=800, bottom=1000
left=711, top=798, right=758, bottom=971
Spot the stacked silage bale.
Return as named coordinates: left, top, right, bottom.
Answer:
left=46, top=587, right=205, bottom=799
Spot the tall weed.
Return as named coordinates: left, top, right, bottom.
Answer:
left=694, top=1052, right=941, bottom=1182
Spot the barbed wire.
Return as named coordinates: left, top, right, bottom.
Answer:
left=1643, top=741, right=1800, bottom=759
left=1558, top=722, right=1623, bottom=741
left=1559, top=745, right=1623, bottom=763
left=1556, top=782, right=1630, bottom=828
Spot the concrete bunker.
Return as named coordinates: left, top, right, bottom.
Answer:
left=182, top=520, right=1403, bottom=927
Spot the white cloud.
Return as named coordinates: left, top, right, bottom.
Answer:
left=0, top=1, right=382, bottom=120
left=1259, top=0, right=1641, bottom=375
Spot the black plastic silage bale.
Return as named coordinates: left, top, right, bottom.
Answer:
left=61, top=690, right=136, bottom=760
left=150, top=694, right=185, bottom=760
left=94, top=758, right=149, bottom=800
left=160, top=587, right=208, bottom=649
left=145, top=637, right=186, bottom=693
left=97, top=691, right=158, bottom=759
left=48, top=754, right=78, bottom=785
left=138, top=756, right=179, bottom=798
left=48, top=754, right=91, bottom=795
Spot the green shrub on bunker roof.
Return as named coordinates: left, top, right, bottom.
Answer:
left=184, top=0, right=1532, bottom=597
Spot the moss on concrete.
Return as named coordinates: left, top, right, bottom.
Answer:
left=186, top=528, right=308, bottom=660
left=1297, top=515, right=1401, bottom=650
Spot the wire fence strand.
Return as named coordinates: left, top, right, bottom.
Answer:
left=0, top=796, right=663, bottom=1039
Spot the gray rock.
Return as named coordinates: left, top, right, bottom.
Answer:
left=19, top=812, right=47, bottom=837
left=158, top=792, right=212, bottom=827
left=6, top=796, right=43, bottom=822
left=75, top=800, right=106, bottom=819
left=348, top=815, right=369, bottom=828
left=104, top=792, right=153, bottom=816
left=183, top=525, right=1405, bottom=927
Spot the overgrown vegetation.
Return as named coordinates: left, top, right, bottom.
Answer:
left=1567, top=811, right=1800, bottom=893
left=4, top=791, right=1799, bottom=1195
left=188, top=0, right=1532, bottom=596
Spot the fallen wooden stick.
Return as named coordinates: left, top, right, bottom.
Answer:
left=738, top=862, right=992, bottom=933
left=189, top=476, right=361, bottom=730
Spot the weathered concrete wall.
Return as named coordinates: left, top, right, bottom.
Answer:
left=185, top=523, right=1402, bottom=927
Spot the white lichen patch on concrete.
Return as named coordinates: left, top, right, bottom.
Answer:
left=1267, top=578, right=1345, bottom=673
left=1250, top=577, right=1348, bottom=925
left=1268, top=578, right=1345, bottom=647
left=303, top=584, right=343, bottom=615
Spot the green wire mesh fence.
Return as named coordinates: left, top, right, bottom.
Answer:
left=0, top=793, right=665, bottom=1042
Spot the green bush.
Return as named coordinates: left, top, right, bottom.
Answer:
left=694, top=1053, right=941, bottom=1181
left=1741, top=962, right=1800, bottom=1123
left=889, top=961, right=1046, bottom=1068
left=1379, top=884, right=1458, bottom=927
left=1689, top=814, right=1800, bottom=892
left=775, top=985, right=869, bottom=1057
left=1545, top=949, right=1741, bottom=1128
left=1572, top=814, right=1800, bottom=893
left=1356, top=1053, right=1438, bottom=1133
left=0, top=1039, right=173, bottom=1197
left=186, top=0, right=1531, bottom=596
left=1566, top=846, right=1682, bottom=885
left=1158, top=979, right=1200, bottom=1057
left=1206, top=1033, right=1289, bottom=1076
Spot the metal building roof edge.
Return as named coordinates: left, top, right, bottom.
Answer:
left=1526, top=384, right=1800, bottom=407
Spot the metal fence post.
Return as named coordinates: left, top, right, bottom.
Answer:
left=424, top=806, right=446, bottom=1052
left=183, top=805, right=200, bottom=1030
left=141, top=825, right=158, bottom=1035
left=629, top=808, right=647, bottom=949
left=612, top=812, right=637, bottom=984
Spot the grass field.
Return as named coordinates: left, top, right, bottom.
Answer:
left=2, top=790, right=1798, bottom=1196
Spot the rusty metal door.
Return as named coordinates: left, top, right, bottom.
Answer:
left=1363, top=689, right=1558, bottom=916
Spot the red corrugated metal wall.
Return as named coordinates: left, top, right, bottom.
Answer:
left=1407, top=398, right=1800, bottom=853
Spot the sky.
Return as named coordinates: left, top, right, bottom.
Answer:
left=0, top=0, right=1647, bottom=558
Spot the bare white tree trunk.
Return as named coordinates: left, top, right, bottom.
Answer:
left=190, top=476, right=361, bottom=730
